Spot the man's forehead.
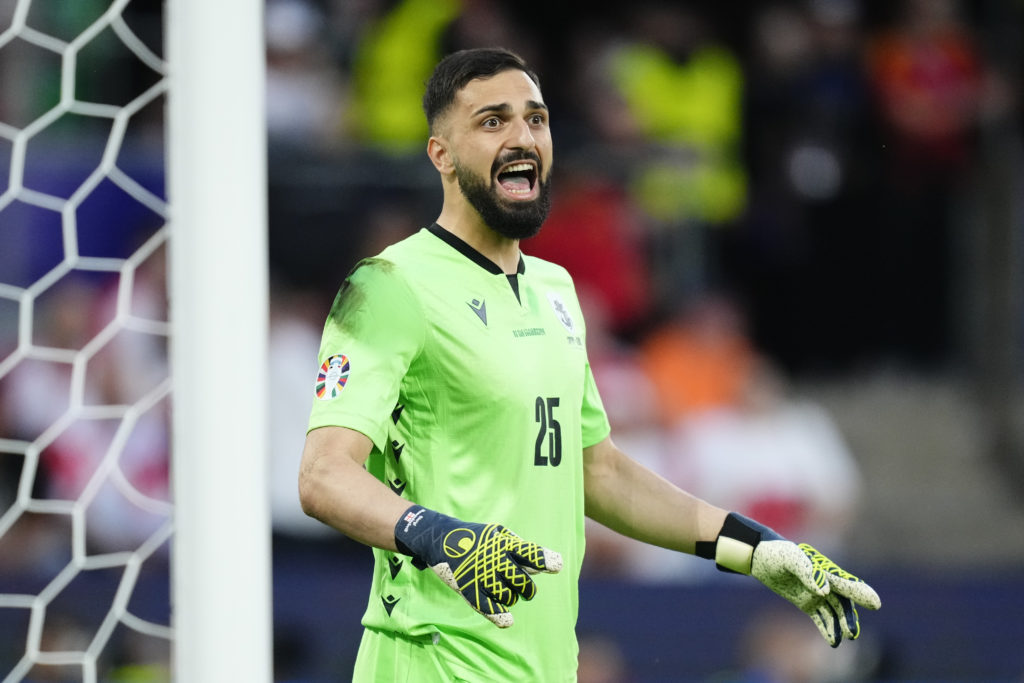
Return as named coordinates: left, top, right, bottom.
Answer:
left=455, top=70, right=544, bottom=112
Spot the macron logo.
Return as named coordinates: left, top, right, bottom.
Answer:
left=467, top=298, right=487, bottom=326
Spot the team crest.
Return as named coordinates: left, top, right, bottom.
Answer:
left=316, top=354, right=350, bottom=400
left=546, top=292, right=576, bottom=335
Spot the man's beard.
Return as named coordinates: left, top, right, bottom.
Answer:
left=454, top=154, right=552, bottom=240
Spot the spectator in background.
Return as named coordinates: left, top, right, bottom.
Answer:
left=440, top=0, right=542, bottom=70
left=577, top=631, right=632, bottom=683
left=1, top=268, right=171, bottom=556
left=0, top=280, right=86, bottom=573
left=591, top=4, right=747, bottom=307
left=638, top=292, right=756, bottom=429
left=89, top=243, right=172, bottom=554
left=583, top=292, right=747, bottom=581
left=668, top=358, right=862, bottom=556
left=864, top=0, right=986, bottom=365
left=1, top=276, right=96, bottom=444
left=867, top=0, right=983, bottom=174
left=265, top=0, right=349, bottom=149
left=347, top=0, right=545, bottom=152
left=270, top=281, right=338, bottom=541
left=347, top=0, right=462, bottom=151
left=604, top=4, right=747, bottom=227
left=729, top=0, right=880, bottom=373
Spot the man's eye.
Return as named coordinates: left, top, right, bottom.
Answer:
left=482, top=117, right=500, bottom=128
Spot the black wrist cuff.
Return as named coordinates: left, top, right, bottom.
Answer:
left=696, top=512, right=778, bottom=575
left=720, top=512, right=766, bottom=547
left=694, top=539, right=716, bottom=560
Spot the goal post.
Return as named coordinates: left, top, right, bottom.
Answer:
left=166, top=0, right=273, bottom=681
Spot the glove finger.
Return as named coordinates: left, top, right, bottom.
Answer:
left=815, top=602, right=839, bottom=651
left=474, top=567, right=522, bottom=608
left=506, top=537, right=563, bottom=575
left=473, top=591, right=514, bottom=628
left=827, top=573, right=882, bottom=611
left=799, top=543, right=881, bottom=610
left=497, top=559, right=539, bottom=600
left=433, top=562, right=519, bottom=617
left=431, top=561, right=459, bottom=593
left=828, top=592, right=860, bottom=641
left=461, top=578, right=520, bottom=620
left=485, top=611, right=514, bottom=628
left=807, top=603, right=839, bottom=648
left=474, top=587, right=516, bottom=610
left=824, top=601, right=843, bottom=648
left=432, top=564, right=513, bottom=627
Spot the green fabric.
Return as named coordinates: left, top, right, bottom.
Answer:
left=308, top=227, right=610, bottom=680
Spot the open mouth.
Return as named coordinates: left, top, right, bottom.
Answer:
left=495, top=161, right=538, bottom=199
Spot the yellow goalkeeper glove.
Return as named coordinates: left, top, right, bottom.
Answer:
left=394, top=505, right=563, bottom=627
left=696, top=512, right=881, bottom=647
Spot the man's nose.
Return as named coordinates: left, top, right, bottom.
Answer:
left=506, top=117, right=536, bottom=150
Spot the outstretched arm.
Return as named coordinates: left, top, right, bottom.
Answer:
left=582, top=435, right=728, bottom=553
left=582, top=434, right=881, bottom=647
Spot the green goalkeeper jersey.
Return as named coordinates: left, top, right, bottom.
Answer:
left=307, top=224, right=611, bottom=681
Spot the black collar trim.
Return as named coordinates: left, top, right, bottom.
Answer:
left=428, top=223, right=526, bottom=275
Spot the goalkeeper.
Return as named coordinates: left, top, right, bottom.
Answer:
left=299, top=47, right=880, bottom=682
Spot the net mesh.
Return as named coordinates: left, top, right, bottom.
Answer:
left=1, top=2, right=172, bottom=680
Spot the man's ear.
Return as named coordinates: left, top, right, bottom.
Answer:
left=427, top=136, right=454, bottom=175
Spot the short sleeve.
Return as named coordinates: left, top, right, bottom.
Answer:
left=306, top=258, right=426, bottom=451
left=580, top=361, right=611, bottom=449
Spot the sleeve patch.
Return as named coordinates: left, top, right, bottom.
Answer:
left=315, top=354, right=351, bottom=400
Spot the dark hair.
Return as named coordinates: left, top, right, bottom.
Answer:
left=423, top=47, right=541, bottom=133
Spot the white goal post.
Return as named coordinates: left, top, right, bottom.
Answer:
left=166, top=0, right=272, bottom=682
left=0, top=0, right=271, bottom=680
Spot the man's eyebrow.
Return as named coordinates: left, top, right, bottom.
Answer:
left=471, top=103, right=511, bottom=118
left=470, top=100, right=548, bottom=118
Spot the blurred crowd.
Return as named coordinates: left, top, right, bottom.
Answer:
left=1, top=0, right=1022, bottom=680
left=266, top=0, right=1020, bottom=366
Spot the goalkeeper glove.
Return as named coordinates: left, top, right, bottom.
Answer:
left=696, top=512, right=881, bottom=647
left=394, top=505, right=563, bottom=628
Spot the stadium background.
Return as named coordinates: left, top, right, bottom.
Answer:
left=1, top=0, right=1023, bottom=680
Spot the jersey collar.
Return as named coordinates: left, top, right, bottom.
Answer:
left=428, top=223, right=526, bottom=276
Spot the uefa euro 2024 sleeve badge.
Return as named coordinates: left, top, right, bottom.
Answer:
left=316, top=354, right=350, bottom=400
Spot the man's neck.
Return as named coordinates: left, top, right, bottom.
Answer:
left=434, top=209, right=521, bottom=275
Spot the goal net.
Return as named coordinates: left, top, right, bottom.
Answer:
left=0, top=1, right=271, bottom=681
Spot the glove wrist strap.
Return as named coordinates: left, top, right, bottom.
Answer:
left=394, top=505, right=446, bottom=561
left=695, top=512, right=782, bottom=575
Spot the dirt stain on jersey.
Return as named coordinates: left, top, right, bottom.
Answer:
left=327, top=258, right=395, bottom=335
